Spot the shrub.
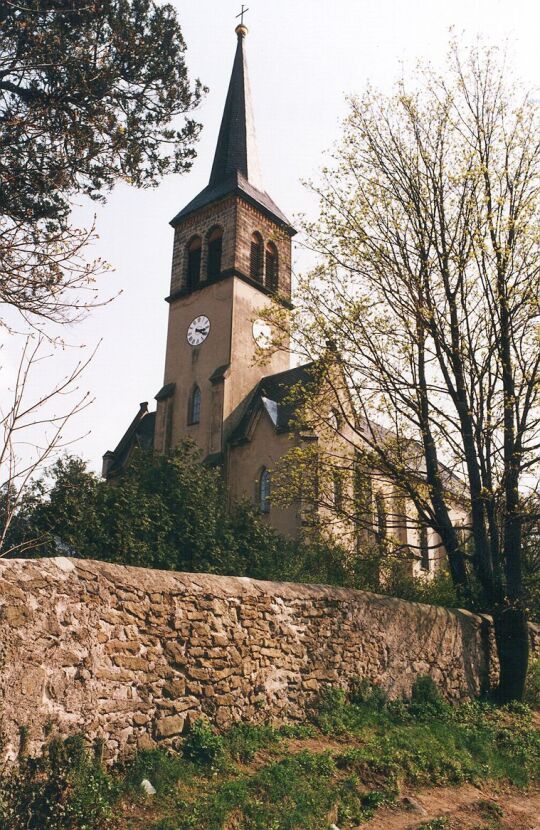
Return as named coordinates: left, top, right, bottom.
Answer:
left=411, top=675, right=442, bottom=706
left=410, top=676, right=450, bottom=718
left=181, top=719, right=225, bottom=769
left=348, top=677, right=388, bottom=708
left=0, top=735, right=116, bottom=830
left=524, top=658, right=540, bottom=709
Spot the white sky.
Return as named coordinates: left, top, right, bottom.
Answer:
left=4, top=0, right=539, bottom=475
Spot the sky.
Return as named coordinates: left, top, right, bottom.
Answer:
left=4, top=0, right=540, bottom=476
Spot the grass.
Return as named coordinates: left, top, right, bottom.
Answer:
left=1, top=678, right=539, bottom=830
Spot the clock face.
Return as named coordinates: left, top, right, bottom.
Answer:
left=187, top=315, right=210, bottom=346
left=252, top=319, right=272, bottom=349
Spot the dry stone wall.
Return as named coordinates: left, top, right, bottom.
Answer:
left=0, top=557, right=536, bottom=762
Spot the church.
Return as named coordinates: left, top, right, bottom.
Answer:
left=103, top=20, right=310, bottom=539
left=103, top=21, right=465, bottom=575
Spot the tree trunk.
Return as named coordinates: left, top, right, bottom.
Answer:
left=493, top=605, right=529, bottom=703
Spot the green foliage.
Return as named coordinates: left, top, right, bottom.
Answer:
left=0, top=0, right=203, bottom=227
left=410, top=675, right=450, bottom=718
left=223, top=723, right=280, bottom=763
left=181, top=720, right=225, bottom=769
left=0, top=735, right=116, bottom=830
left=524, top=658, right=540, bottom=708
left=120, top=749, right=195, bottom=798
left=349, top=677, right=389, bottom=708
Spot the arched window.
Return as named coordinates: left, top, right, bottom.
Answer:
left=250, top=232, right=263, bottom=282
left=207, top=227, right=223, bottom=280
left=375, top=491, right=387, bottom=543
left=332, top=470, right=343, bottom=512
left=259, top=467, right=271, bottom=514
left=265, top=242, right=278, bottom=291
left=419, top=525, right=430, bottom=571
left=187, top=236, right=202, bottom=290
left=188, top=385, right=201, bottom=425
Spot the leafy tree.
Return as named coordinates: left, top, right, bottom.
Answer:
left=0, top=0, right=204, bottom=326
left=270, top=42, right=540, bottom=701
left=0, top=1, right=204, bottom=549
left=33, top=446, right=230, bottom=571
left=1, top=0, right=203, bottom=226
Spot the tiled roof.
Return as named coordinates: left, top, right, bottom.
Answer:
left=229, top=363, right=316, bottom=444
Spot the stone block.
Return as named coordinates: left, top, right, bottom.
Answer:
left=137, top=733, right=157, bottom=751
left=155, top=714, right=186, bottom=738
left=162, top=678, right=186, bottom=698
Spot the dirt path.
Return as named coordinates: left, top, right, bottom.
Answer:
left=358, top=783, right=540, bottom=829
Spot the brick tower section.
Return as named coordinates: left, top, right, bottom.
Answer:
left=168, top=197, right=292, bottom=303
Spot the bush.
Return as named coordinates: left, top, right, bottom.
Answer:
left=181, top=720, right=225, bottom=769
left=410, top=676, right=450, bottom=718
left=348, top=677, right=388, bottom=708
left=0, top=735, right=116, bottom=830
left=524, top=658, right=540, bottom=709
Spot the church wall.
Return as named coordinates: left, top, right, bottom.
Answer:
left=3, top=557, right=536, bottom=764
left=223, top=277, right=291, bottom=442
left=227, top=412, right=300, bottom=537
left=297, top=400, right=471, bottom=575
left=158, top=279, right=234, bottom=458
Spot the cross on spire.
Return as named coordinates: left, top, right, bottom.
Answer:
left=236, top=4, right=249, bottom=25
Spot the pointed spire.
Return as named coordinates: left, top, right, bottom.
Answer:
left=170, top=23, right=295, bottom=234
left=209, top=25, right=263, bottom=190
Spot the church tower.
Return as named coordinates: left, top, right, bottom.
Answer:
left=154, top=22, right=296, bottom=463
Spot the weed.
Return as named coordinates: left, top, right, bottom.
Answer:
left=121, top=748, right=196, bottom=797
left=524, top=658, right=540, bottom=708
left=277, top=723, right=316, bottom=739
left=223, top=723, right=280, bottom=763
left=182, top=719, right=225, bottom=769
left=416, top=819, right=449, bottom=830
left=0, top=735, right=116, bottom=830
left=477, top=798, right=503, bottom=820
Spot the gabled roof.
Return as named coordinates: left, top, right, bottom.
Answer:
left=229, top=362, right=317, bottom=445
left=102, top=403, right=155, bottom=479
left=170, top=27, right=295, bottom=235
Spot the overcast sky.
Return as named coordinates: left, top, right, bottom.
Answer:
left=5, top=0, right=539, bottom=475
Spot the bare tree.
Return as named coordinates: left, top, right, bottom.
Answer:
left=0, top=336, right=95, bottom=557
left=270, top=42, right=540, bottom=701
left=0, top=215, right=109, bottom=332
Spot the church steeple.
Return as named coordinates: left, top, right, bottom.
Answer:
left=170, top=24, right=295, bottom=234
left=209, top=24, right=263, bottom=191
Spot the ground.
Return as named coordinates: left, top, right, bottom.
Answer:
left=362, top=784, right=540, bottom=830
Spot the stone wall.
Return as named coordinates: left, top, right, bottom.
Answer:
left=0, top=557, right=536, bottom=762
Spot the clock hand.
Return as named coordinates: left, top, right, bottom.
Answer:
left=195, top=327, right=208, bottom=334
